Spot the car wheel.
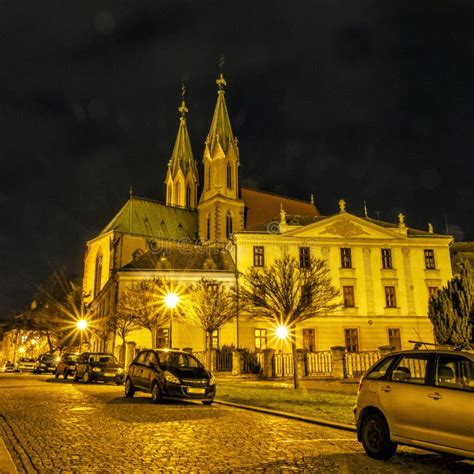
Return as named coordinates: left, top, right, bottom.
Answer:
left=115, top=377, right=124, bottom=385
left=360, top=413, right=397, bottom=460
left=83, top=371, right=90, bottom=384
left=150, top=381, right=162, bottom=404
left=202, top=399, right=214, bottom=406
left=124, top=378, right=135, bottom=398
left=63, top=370, right=68, bottom=380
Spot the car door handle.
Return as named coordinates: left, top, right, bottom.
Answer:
left=381, top=385, right=392, bottom=392
left=428, top=392, right=442, bottom=400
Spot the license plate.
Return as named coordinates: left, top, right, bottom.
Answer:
left=187, top=387, right=205, bottom=394
left=104, top=372, right=115, bottom=377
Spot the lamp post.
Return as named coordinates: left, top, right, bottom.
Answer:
left=164, top=293, right=179, bottom=349
left=77, top=319, right=88, bottom=353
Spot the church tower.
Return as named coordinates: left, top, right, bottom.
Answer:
left=198, top=73, right=245, bottom=245
left=165, top=90, right=198, bottom=209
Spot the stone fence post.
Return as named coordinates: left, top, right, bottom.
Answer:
left=262, top=348, right=275, bottom=378
left=330, top=346, right=346, bottom=379
left=296, top=349, right=306, bottom=380
left=232, top=350, right=243, bottom=376
left=125, top=341, right=137, bottom=372
left=210, top=349, right=217, bottom=372
left=378, top=345, right=395, bottom=358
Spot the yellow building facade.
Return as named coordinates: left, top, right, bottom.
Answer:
left=81, top=73, right=453, bottom=357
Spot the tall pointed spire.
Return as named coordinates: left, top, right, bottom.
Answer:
left=165, top=84, right=198, bottom=208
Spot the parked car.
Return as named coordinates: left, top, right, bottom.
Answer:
left=1, top=362, right=15, bottom=373
left=33, top=353, right=57, bottom=374
left=55, top=352, right=80, bottom=379
left=17, top=357, right=36, bottom=372
left=354, top=345, right=474, bottom=460
left=74, top=352, right=124, bottom=384
left=125, top=349, right=216, bottom=404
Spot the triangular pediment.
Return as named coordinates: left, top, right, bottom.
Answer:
left=283, top=213, right=405, bottom=240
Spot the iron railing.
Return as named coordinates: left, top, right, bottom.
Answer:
left=305, top=351, right=332, bottom=376
left=344, top=350, right=381, bottom=378
left=272, top=352, right=294, bottom=377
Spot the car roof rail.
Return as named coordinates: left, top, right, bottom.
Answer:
left=408, top=340, right=471, bottom=351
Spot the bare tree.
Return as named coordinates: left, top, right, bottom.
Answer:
left=186, top=279, right=236, bottom=368
left=238, top=255, right=340, bottom=388
left=112, top=310, right=141, bottom=363
left=117, top=278, right=174, bottom=347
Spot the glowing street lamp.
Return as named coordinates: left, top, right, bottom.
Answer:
left=165, top=293, right=180, bottom=349
left=276, top=325, right=289, bottom=340
left=77, top=319, right=88, bottom=353
left=18, top=346, right=26, bottom=355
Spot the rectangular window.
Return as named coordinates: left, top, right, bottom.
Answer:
left=344, top=328, right=359, bottom=352
left=155, top=328, right=169, bottom=348
left=255, top=329, right=267, bottom=350
left=303, top=329, right=315, bottom=352
left=341, top=248, right=352, bottom=268
left=428, top=286, right=439, bottom=298
left=343, top=286, right=355, bottom=307
left=253, top=246, right=265, bottom=267
left=299, top=247, right=311, bottom=269
left=388, top=328, right=401, bottom=351
left=381, top=248, right=393, bottom=269
left=385, top=286, right=397, bottom=308
left=424, top=249, right=436, bottom=270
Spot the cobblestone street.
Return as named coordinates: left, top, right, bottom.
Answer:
left=0, top=374, right=471, bottom=473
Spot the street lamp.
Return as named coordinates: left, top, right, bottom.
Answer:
left=165, top=293, right=179, bottom=349
left=77, top=319, right=88, bottom=353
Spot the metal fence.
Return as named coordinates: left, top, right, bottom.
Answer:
left=344, top=350, right=381, bottom=378
left=305, top=351, right=332, bottom=376
left=216, top=350, right=232, bottom=372
left=272, top=352, right=294, bottom=377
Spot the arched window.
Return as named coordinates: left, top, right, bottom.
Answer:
left=206, top=214, right=211, bottom=240
left=206, top=167, right=211, bottom=190
left=186, top=185, right=192, bottom=208
left=175, top=182, right=181, bottom=206
left=94, top=250, right=103, bottom=297
left=227, top=163, right=232, bottom=189
left=226, top=212, right=233, bottom=239
left=167, top=183, right=172, bottom=205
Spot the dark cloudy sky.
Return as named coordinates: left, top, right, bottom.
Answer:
left=1, top=0, right=473, bottom=319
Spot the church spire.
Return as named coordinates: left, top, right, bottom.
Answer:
left=165, top=85, right=198, bottom=208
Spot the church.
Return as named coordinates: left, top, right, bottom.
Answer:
left=82, top=72, right=453, bottom=358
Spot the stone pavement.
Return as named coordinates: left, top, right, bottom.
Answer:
left=0, top=374, right=472, bottom=473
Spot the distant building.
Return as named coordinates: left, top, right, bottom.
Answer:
left=82, top=73, right=453, bottom=357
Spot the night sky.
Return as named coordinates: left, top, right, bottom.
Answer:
left=1, top=1, right=473, bottom=320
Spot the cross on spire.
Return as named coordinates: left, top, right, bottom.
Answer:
left=216, top=54, right=227, bottom=90
left=178, top=83, right=188, bottom=118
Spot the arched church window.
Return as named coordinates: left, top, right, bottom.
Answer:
left=227, top=163, right=232, bottom=189
left=206, top=214, right=211, bottom=240
left=206, top=167, right=211, bottom=190
left=175, top=182, right=181, bottom=206
left=94, top=250, right=103, bottom=297
left=226, top=212, right=233, bottom=239
left=186, top=185, right=192, bottom=208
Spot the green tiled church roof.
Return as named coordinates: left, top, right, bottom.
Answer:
left=100, top=197, right=198, bottom=241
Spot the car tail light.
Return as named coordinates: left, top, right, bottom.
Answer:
left=358, top=376, right=364, bottom=392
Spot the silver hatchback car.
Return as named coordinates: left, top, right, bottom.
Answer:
left=354, top=345, right=474, bottom=460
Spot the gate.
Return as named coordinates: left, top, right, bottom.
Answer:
left=215, top=349, right=232, bottom=371
left=272, top=353, right=293, bottom=377
left=305, top=351, right=332, bottom=376
left=344, top=351, right=381, bottom=378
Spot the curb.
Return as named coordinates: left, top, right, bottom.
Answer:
left=0, top=435, right=17, bottom=474
left=214, top=400, right=357, bottom=433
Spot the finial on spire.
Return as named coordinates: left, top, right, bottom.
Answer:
left=363, top=200, right=368, bottom=218
left=339, top=199, right=346, bottom=213
left=178, top=83, right=188, bottom=118
left=310, top=194, right=315, bottom=205
left=129, top=186, right=133, bottom=199
left=398, top=212, right=406, bottom=228
left=216, top=54, right=227, bottom=90
left=428, top=222, right=433, bottom=233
